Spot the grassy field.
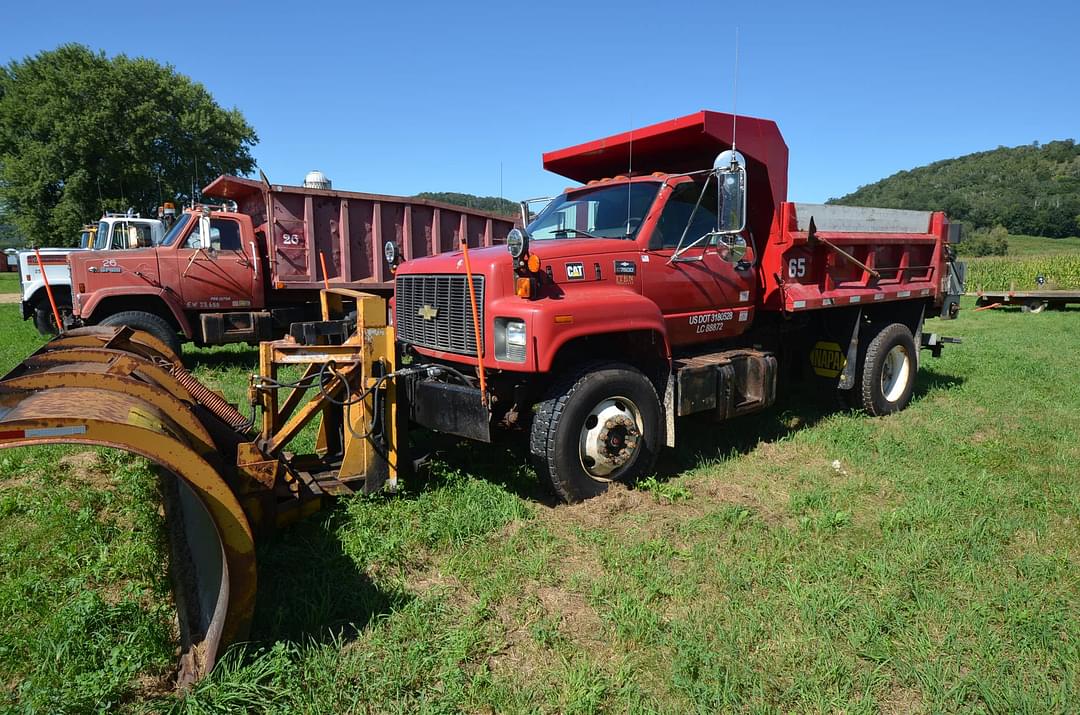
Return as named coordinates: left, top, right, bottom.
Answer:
left=999, top=234, right=1080, bottom=257
left=1, top=300, right=1079, bottom=713
left=0, top=274, right=19, bottom=295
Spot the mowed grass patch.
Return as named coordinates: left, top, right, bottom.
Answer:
left=1, top=300, right=1078, bottom=712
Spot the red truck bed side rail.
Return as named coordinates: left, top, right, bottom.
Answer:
left=204, top=176, right=517, bottom=292
left=758, top=202, right=949, bottom=313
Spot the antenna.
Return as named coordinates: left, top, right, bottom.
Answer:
left=731, top=26, right=739, bottom=156
left=626, top=114, right=634, bottom=235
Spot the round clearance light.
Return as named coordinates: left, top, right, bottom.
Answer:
left=384, top=240, right=399, bottom=265
left=506, top=228, right=527, bottom=259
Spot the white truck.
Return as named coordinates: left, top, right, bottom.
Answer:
left=19, top=212, right=164, bottom=334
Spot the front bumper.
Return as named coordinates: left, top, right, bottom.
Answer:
left=404, top=376, right=491, bottom=443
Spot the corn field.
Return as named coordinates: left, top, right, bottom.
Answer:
left=964, top=255, right=1080, bottom=291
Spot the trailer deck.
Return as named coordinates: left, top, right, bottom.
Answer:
left=975, top=289, right=1080, bottom=313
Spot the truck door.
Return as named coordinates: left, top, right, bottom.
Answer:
left=640, top=181, right=756, bottom=347
left=175, top=216, right=258, bottom=311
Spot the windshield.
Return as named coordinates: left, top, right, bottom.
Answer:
left=93, top=221, right=110, bottom=250
left=159, top=213, right=192, bottom=247
left=526, top=182, right=660, bottom=240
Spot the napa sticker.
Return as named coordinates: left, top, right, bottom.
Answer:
left=810, top=341, right=846, bottom=378
left=565, top=262, right=585, bottom=280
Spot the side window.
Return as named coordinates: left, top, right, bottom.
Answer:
left=185, top=219, right=242, bottom=251
left=654, top=182, right=719, bottom=249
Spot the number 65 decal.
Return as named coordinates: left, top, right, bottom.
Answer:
left=788, top=257, right=807, bottom=278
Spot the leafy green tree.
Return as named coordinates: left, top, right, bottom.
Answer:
left=0, top=44, right=257, bottom=246
left=959, top=224, right=1010, bottom=257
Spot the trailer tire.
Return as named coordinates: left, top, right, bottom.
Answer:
left=530, top=362, right=662, bottom=503
left=99, top=310, right=182, bottom=357
left=1022, top=299, right=1048, bottom=314
left=856, top=323, right=917, bottom=416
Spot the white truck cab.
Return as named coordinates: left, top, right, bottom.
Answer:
left=19, top=212, right=165, bottom=334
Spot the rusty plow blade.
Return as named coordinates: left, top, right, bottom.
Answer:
left=0, top=327, right=257, bottom=687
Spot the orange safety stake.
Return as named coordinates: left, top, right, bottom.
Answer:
left=318, top=251, right=330, bottom=290
left=34, top=247, right=65, bottom=334
left=459, top=237, right=488, bottom=406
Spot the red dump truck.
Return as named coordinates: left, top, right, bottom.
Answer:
left=67, top=177, right=516, bottom=354
left=393, top=110, right=965, bottom=501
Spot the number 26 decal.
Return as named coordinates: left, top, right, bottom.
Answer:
left=787, top=257, right=807, bottom=278
left=282, top=234, right=302, bottom=246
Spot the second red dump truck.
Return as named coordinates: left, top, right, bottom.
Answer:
left=392, top=110, right=965, bottom=501
left=66, top=177, right=516, bottom=354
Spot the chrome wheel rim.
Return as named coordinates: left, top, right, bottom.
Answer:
left=881, top=344, right=911, bottom=402
left=578, top=396, right=643, bottom=479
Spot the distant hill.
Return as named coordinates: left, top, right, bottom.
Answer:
left=414, top=192, right=518, bottom=218
left=829, top=140, right=1080, bottom=238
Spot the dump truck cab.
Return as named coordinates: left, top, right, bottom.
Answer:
left=68, top=205, right=264, bottom=354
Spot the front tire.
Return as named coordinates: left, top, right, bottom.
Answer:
left=530, top=362, right=662, bottom=503
left=99, top=310, right=182, bottom=358
left=854, top=323, right=917, bottom=416
left=33, top=304, right=70, bottom=336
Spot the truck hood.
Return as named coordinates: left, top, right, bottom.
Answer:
left=395, top=237, right=644, bottom=294
left=70, top=248, right=163, bottom=317
left=396, top=238, right=638, bottom=277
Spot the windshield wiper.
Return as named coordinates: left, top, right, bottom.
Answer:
left=552, top=228, right=600, bottom=239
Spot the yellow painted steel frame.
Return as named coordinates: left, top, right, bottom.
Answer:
left=255, top=289, right=398, bottom=494
left=0, top=330, right=256, bottom=688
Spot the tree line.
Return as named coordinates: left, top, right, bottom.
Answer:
left=830, top=140, right=1080, bottom=238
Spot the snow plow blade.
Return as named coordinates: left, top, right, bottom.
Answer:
left=0, top=327, right=256, bottom=686
left=0, top=291, right=401, bottom=687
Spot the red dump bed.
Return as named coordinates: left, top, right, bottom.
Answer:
left=203, top=176, right=517, bottom=292
left=762, top=202, right=949, bottom=313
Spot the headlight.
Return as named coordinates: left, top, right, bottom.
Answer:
left=384, top=240, right=399, bottom=265
left=506, top=228, right=527, bottom=259
left=494, top=318, right=527, bottom=362
left=506, top=320, right=526, bottom=347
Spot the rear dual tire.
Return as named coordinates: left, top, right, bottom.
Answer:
left=843, top=322, right=918, bottom=416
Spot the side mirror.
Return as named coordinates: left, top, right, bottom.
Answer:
left=716, top=167, right=746, bottom=233
left=718, top=234, right=749, bottom=263
left=197, top=214, right=212, bottom=250
left=714, top=150, right=747, bottom=234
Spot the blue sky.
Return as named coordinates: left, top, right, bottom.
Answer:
left=3, top=0, right=1077, bottom=203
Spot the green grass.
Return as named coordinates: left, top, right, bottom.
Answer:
left=0, top=274, right=19, bottom=295
left=998, top=234, right=1080, bottom=257
left=1, top=300, right=1079, bottom=712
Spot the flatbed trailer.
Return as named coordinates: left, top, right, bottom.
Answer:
left=974, top=289, right=1080, bottom=313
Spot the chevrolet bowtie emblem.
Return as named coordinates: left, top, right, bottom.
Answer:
left=418, top=304, right=439, bottom=321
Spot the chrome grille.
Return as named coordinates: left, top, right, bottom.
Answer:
left=395, top=274, right=485, bottom=356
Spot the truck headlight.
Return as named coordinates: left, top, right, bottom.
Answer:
left=506, top=228, right=528, bottom=259
left=495, top=318, right=527, bottom=362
